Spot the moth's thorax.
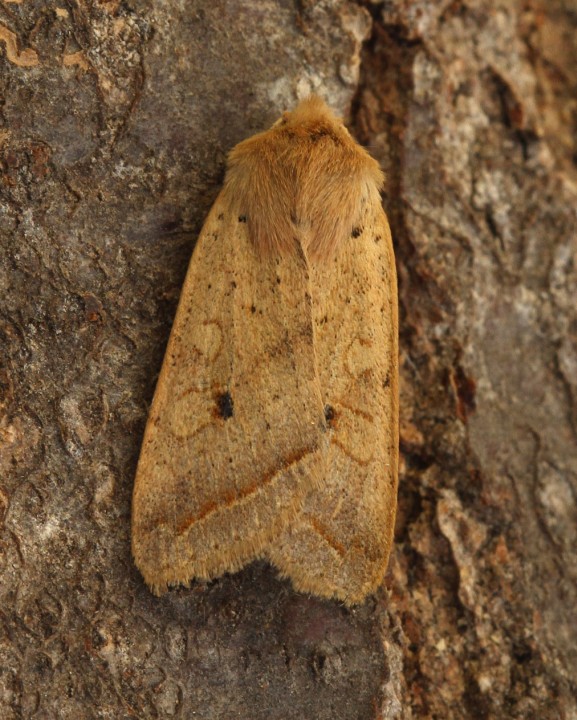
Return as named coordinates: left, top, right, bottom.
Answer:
left=224, top=96, right=384, bottom=262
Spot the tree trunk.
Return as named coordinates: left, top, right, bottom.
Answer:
left=1, top=1, right=575, bottom=718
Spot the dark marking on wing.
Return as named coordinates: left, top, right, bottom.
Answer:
left=324, top=404, right=336, bottom=427
left=215, top=391, right=234, bottom=420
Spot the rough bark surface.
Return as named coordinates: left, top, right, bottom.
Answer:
left=1, top=1, right=575, bottom=718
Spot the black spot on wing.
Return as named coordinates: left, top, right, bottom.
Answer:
left=324, top=404, right=336, bottom=427
left=215, top=391, right=234, bottom=420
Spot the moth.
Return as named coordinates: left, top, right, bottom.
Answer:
left=132, top=96, right=398, bottom=605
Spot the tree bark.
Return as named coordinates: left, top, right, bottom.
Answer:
left=1, top=1, right=575, bottom=718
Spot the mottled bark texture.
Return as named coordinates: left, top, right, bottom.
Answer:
left=1, top=1, right=575, bottom=718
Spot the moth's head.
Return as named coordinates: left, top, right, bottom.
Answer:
left=272, top=95, right=350, bottom=140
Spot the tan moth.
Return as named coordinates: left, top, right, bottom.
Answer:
left=131, top=96, right=398, bottom=604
